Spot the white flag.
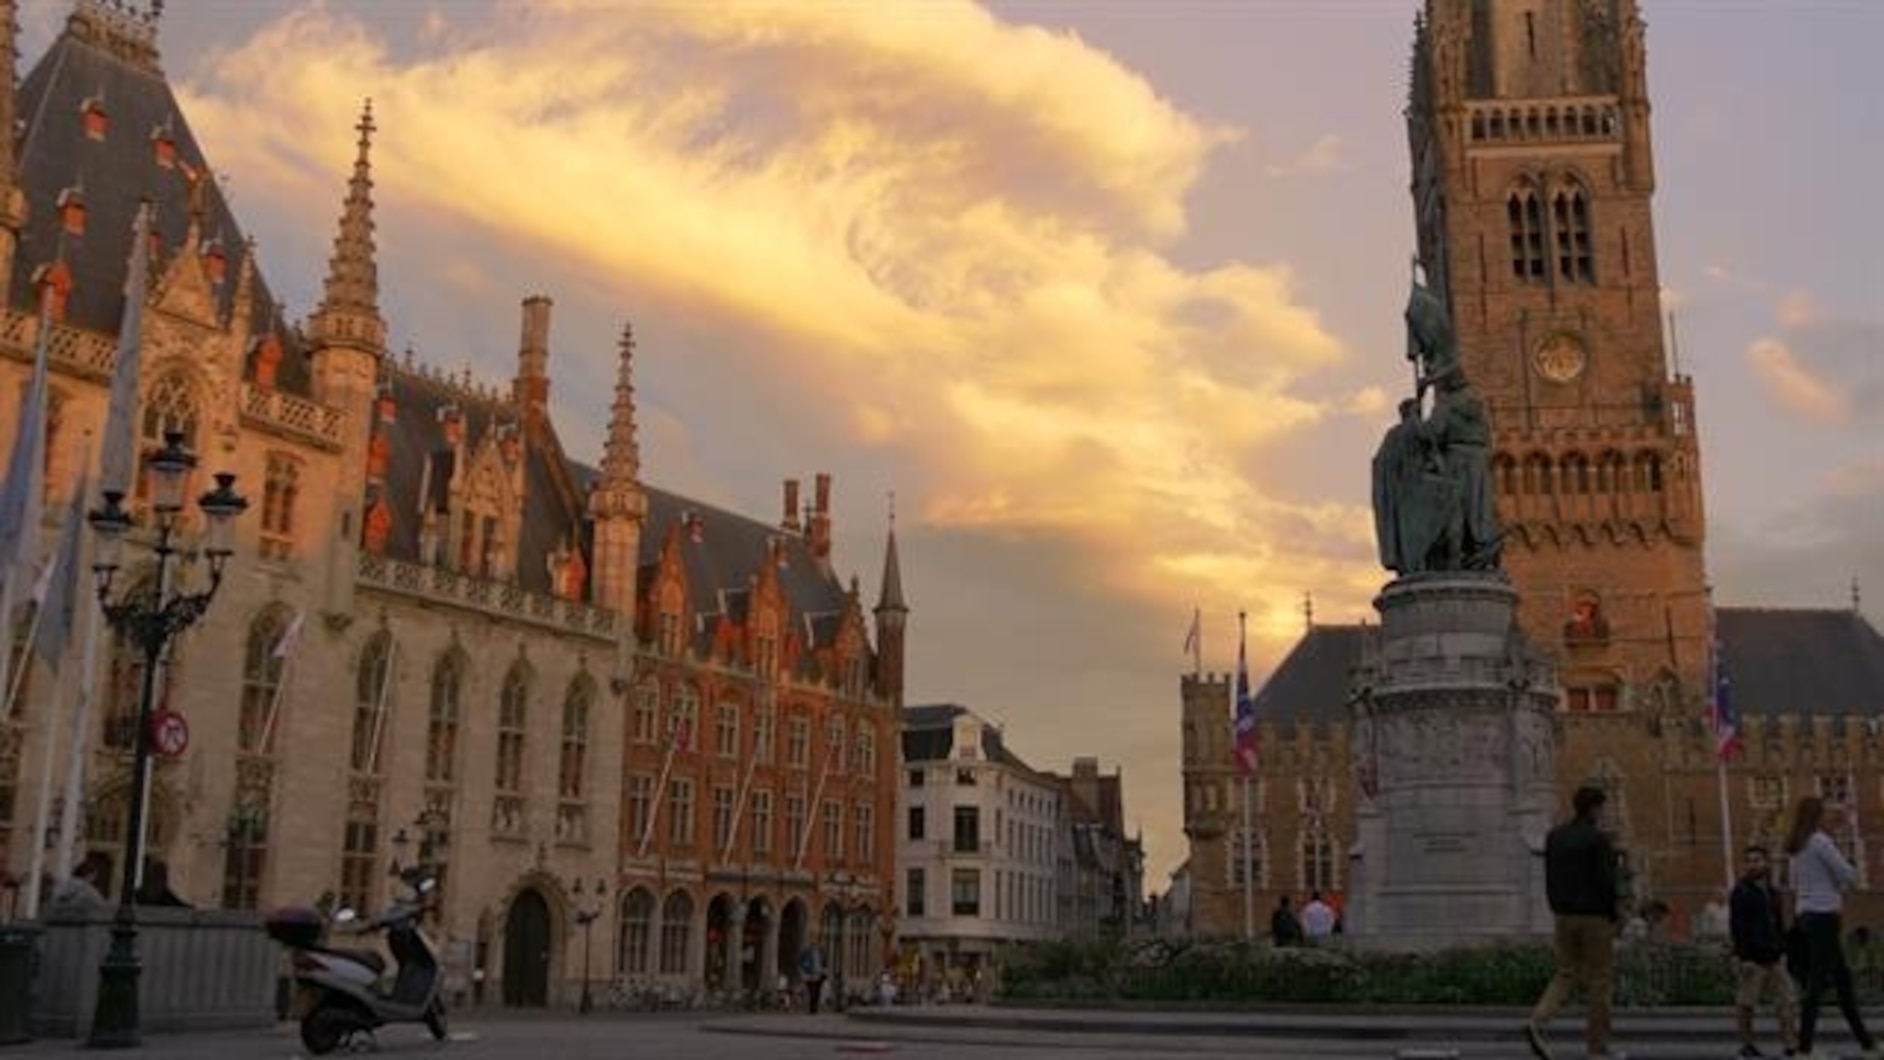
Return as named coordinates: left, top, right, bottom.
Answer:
left=100, top=203, right=152, bottom=498
left=273, top=610, right=306, bottom=661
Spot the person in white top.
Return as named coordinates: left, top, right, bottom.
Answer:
left=1301, top=891, right=1336, bottom=941
left=1784, top=795, right=1883, bottom=1059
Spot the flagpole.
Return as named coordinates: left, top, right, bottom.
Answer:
left=1235, top=609, right=1254, bottom=942
left=55, top=596, right=102, bottom=881
left=2, top=572, right=47, bottom=716
left=723, top=739, right=762, bottom=863
left=796, top=739, right=838, bottom=870
left=1716, top=757, right=1733, bottom=895
left=1241, top=773, right=1254, bottom=942
left=639, top=723, right=685, bottom=857
left=257, top=613, right=304, bottom=754
left=22, top=657, right=72, bottom=918
left=366, top=638, right=396, bottom=772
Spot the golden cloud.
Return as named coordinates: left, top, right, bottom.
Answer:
left=178, top=0, right=1355, bottom=651
left=1747, top=338, right=1847, bottom=425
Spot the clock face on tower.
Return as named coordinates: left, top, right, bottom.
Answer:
left=1535, top=333, right=1587, bottom=383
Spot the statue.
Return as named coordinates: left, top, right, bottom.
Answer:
left=1372, top=274, right=1502, bottom=574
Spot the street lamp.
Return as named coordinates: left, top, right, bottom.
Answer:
left=572, top=878, right=606, bottom=1014
left=86, top=431, right=247, bottom=1048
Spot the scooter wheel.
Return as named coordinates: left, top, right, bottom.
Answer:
left=424, top=1000, right=448, bottom=1041
left=300, top=1005, right=352, bottom=1055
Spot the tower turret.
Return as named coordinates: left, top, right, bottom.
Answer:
left=588, top=322, right=646, bottom=618
left=872, top=502, right=908, bottom=706
left=513, top=294, right=552, bottom=427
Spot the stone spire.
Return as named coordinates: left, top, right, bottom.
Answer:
left=597, top=322, right=640, bottom=487
left=0, top=1, right=24, bottom=282
left=308, top=98, right=385, bottom=354
left=873, top=494, right=908, bottom=706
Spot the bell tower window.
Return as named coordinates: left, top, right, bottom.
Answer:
left=1507, top=184, right=1546, bottom=283
left=1554, top=183, right=1595, bottom=283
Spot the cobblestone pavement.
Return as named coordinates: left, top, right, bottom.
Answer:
left=3, top=1007, right=1871, bottom=1059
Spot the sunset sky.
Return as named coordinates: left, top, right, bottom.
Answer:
left=30, top=0, right=1879, bottom=883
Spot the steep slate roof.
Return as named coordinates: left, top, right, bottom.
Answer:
left=12, top=16, right=304, bottom=388
left=1718, top=609, right=1884, bottom=718
left=901, top=703, right=1039, bottom=774
left=1251, top=625, right=1370, bottom=731
left=641, top=486, right=853, bottom=660
left=1249, top=610, right=1884, bottom=723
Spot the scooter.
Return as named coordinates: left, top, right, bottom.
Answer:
left=266, top=867, right=449, bottom=1055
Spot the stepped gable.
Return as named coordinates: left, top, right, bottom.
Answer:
left=901, top=703, right=1038, bottom=772
left=12, top=11, right=303, bottom=389
left=638, top=486, right=853, bottom=665
left=1718, top=608, right=1884, bottom=718
left=372, top=361, right=585, bottom=598
left=1251, top=624, right=1368, bottom=731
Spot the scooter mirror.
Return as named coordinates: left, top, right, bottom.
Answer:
left=419, top=878, right=437, bottom=894
left=334, top=908, right=359, bottom=924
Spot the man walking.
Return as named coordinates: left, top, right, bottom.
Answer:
left=798, top=939, right=829, bottom=1014
left=1525, top=785, right=1621, bottom=1060
left=1729, top=844, right=1798, bottom=1058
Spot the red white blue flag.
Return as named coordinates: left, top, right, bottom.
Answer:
left=1234, top=612, right=1258, bottom=777
left=1707, top=612, right=1742, bottom=763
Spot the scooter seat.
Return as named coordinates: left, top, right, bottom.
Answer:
left=310, top=945, right=386, bottom=974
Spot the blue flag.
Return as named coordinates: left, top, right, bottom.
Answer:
left=34, top=466, right=89, bottom=673
left=1234, top=613, right=1258, bottom=777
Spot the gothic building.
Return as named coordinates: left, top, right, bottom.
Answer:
left=1180, top=0, right=1884, bottom=937
left=0, top=1, right=905, bottom=1005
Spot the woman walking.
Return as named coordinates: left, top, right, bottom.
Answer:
left=1785, top=795, right=1883, bottom=1059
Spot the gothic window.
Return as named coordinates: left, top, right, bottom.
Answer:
left=854, top=803, right=876, bottom=862
left=1565, top=454, right=1592, bottom=494
left=715, top=702, right=739, bottom=758
left=787, top=714, right=810, bottom=767
left=632, top=681, right=658, bottom=744
left=1229, top=829, right=1265, bottom=889
left=822, top=798, right=844, bottom=862
left=1553, top=182, right=1595, bottom=283
left=625, top=774, right=654, bottom=847
left=454, top=465, right=506, bottom=579
left=338, top=795, right=379, bottom=915
left=751, top=790, right=774, bottom=856
left=667, top=777, right=695, bottom=846
left=712, top=785, right=735, bottom=852
left=619, top=888, right=655, bottom=974
left=785, top=793, right=806, bottom=858
left=856, top=728, right=877, bottom=775
left=496, top=663, right=529, bottom=794
left=754, top=705, right=775, bottom=763
left=658, top=890, right=694, bottom=975
left=826, top=715, right=847, bottom=775
left=259, top=453, right=301, bottom=562
left=425, top=650, right=466, bottom=783
left=1507, top=183, right=1547, bottom=283
left=559, top=675, right=593, bottom=801
left=670, top=683, right=699, bottom=750
left=351, top=632, right=394, bottom=773
left=1301, top=825, right=1337, bottom=893
left=238, top=608, right=293, bottom=754
left=137, top=372, right=198, bottom=505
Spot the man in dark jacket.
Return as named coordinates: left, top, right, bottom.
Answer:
left=1525, top=785, right=1620, bottom=1060
left=1729, top=844, right=1798, bottom=1057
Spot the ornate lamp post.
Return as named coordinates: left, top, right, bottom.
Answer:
left=86, top=431, right=248, bottom=1048
left=571, top=878, right=606, bottom=1014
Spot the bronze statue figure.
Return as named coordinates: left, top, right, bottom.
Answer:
left=1372, top=274, right=1502, bottom=575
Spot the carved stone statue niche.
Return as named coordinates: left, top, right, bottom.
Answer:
left=1372, top=275, right=1502, bottom=575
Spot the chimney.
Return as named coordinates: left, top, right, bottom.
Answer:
left=782, top=479, right=801, bottom=532
left=809, top=472, right=833, bottom=564
left=514, top=294, right=552, bottom=421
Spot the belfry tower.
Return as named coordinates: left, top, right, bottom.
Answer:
left=1406, top=1, right=1710, bottom=734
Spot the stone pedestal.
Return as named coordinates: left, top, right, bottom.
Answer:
left=1346, top=572, right=1558, bottom=950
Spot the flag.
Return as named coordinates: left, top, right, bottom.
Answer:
left=1233, top=613, right=1258, bottom=777
left=1707, top=614, right=1742, bottom=763
left=1182, top=607, right=1200, bottom=657
left=273, top=610, right=306, bottom=661
left=100, top=203, right=152, bottom=498
left=0, top=281, right=55, bottom=595
left=33, top=468, right=88, bottom=672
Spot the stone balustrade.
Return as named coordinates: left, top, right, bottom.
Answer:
left=240, top=383, right=347, bottom=449
left=1467, top=96, right=1621, bottom=145
left=357, top=552, right=618, bottom=641
left=32, top=906, right=278, bottom=1037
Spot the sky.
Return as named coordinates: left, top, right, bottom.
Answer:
left=26, top=0, right=1879, bottom=884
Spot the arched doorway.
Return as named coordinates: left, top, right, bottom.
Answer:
left=705, top=894, right=735, bottom=990
left=502, top=888, right=553, bottom=1007
left=777, top=897, right=807, bottom=984
left=742, top=896, right=771, bottom=992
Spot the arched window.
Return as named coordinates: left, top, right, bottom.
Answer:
left=1507, top=183, right=1547, bottom=282
left=1301, top=824, right=1337, bottom=894
left=1553, top=182, right=1595, bottom=283
left=560, top=675, right=593, bottom=800
left=496, top=662, right=529, bottom=794
left=659, top=890, right=694, bottom=975
left=426, top=650, right=466, bottom=783
left=238, top=608, right=293, bottom=754
left=259, top=452, right=302, bottom=562
left=619, top=888, right=655, bottom=974
left=1228, top=829, right=1265, bottom=889
left=137, top=371, right=198, bottom=503
left=352, top=632, right=394, bottom=773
